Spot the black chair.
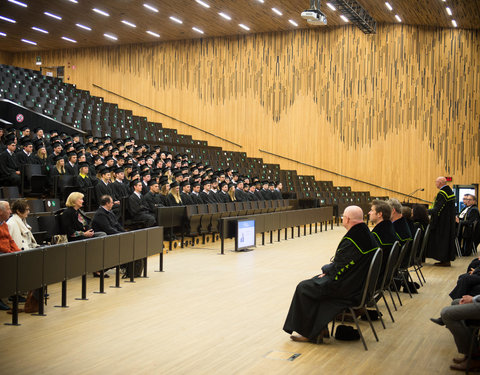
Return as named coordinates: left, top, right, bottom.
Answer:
left=331, top=248, right=383, bottom=351
left=38, top=215, right=60, bottom=243
left=44, top=199, right=61, bottom=213
left=1, top=186, right=20, bottom=200
left=22, top=164, right=47, bottom=196
left=27, top=199, right=46, bottom=214
left=412, top=224, right=430, bottom=286
left=395, top=240, right=414, bottom=298
left=375, top=242, right=401, bottom=322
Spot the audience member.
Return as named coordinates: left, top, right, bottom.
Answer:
left=283, top=206, right=378, bottom=343
left=166, top=181, right=183, bottom=206
left=0, top=138, right=21, bottom=187
left=127, top=180, right=156, bottom=227
left=62, top=192, right=106, bottom=241
left=387, top=198, right=412, bottom=247
left=7, top=200, right=39, bottom=250
left=456, top=195, right=479, bottom=255
left=144, top=180, right=164, bottom=213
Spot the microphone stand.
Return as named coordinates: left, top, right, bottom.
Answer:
left=405, top=188, right=424, bottom=203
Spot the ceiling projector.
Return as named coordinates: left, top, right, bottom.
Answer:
left=301, top=9, right=327, bottom=25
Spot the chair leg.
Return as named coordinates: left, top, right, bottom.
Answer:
left=381, top=292, right=395, bottom=322
left=387, top=287, right=397, bottom=311
left=413, top=265, right=423, bottom=286
left=349, top=307, right=368, bottom=351
left=455, top=238, right=462, bottom=257
left=400, top=272, right=413, bottom=298
left=374, top=300, right=386, bottom=329
left=407, top=271, right=418, bottom=293
left=391, top=280, right=403, bottom=306
left=417, top=264, right=426, bottom=284
left=363, top=309, right=379, bottom=342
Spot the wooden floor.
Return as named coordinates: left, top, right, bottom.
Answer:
left=0, top=226, right=474, bottom=375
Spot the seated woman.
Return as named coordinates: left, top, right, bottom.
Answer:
left=166, top=181, right=183, bottom=206
left=63, top=192, right=106, bottom=242
left=7, top=199, right=39, bottom=251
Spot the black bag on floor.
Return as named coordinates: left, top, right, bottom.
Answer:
left=335, top=325, right=360, bottom=341
left=123, top=260, right=144, bottom=278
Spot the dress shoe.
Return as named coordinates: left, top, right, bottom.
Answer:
left=290, top=334, right=310, bottom=343
left=0, top=299, right=10, bottom=311
left=450, top=358, right=480, bottom=371
left=434, top=261, right=451, bottom=267
left=452, top=356, right=467, bottom=364
left=430, top=317, right=445, bottom=326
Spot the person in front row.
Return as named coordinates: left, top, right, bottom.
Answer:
left=283, top=206, right=378, bottom=343
left=63, top=192, right=107, bottom=241
left=92, top=195, right=125, bottom=235
left=0, top=200, right=20, bottom=311
left=7, top=200, right=39, bottom=251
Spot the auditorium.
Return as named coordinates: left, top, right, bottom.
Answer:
left=0, top=0, right=479, bottom=374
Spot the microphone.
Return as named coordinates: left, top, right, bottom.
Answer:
left=406, top=188, right=424, bottom=203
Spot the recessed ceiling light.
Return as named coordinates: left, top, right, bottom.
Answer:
left=452, top=19, right=457, bottom=27
left=257, top=0, right=264, bottom=3
left=76, top=23, right=91, bottom=31
left=239, top=23, right=250, bottom=31
left=104, top=33, right=117, bottom=41
left=272, top=8, right=283, bottom=16
left=195, top=0, right=210, bottom=8
left=192, top=27, right=204, bottom=34
left=62, top=36, right=77, bottom=43
left=340, top=15, right=349, bottom=22
left=44, top=12, right=62, bottom=20
left=21, top=38, right=37, bottom=45
left=395, top=14, right=402, bottom=22
left=121, top=20, right=136, bottom=28
left=0, top=15, right=16, bottom=23
left=326, top=3, right=336, bottom=11
left=289, top=19, right=298, bottom=27
left=146, top=30, right=160, bottom=37
left=93, top=8, right=109, bottom=17
left=68, top=0, right=78, bottom=3
left=170, top=16, right=183, bottom=24
left=143, top=3, right=159, bottom=12
left=8, top=0, right=27, bottom=8
left=32, top=26, right=48, bottom=34
left=218, top=12, right=231, bottom=20
left=0, top=32, right=6, bottom=37
left=385, top=2, right=393, bottom=11
left=446, top=7, right=452, bottom=16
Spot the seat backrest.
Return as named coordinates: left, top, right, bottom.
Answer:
left=408, top=228, right=422, bottom=266
left=396, top=239, right=412, bottom=270
left=37, top=215, right=60, bottom=239
left=27, top=199, right=46, bottom=213
left=417, top=224, right=431, bottom=260
left=44, top=198, right=60, bottom=213
left=2, top=186, right=20, bottom=200
left=356, top=248, right=383, bottom=308
left=380, top=241, right=401, bottom=291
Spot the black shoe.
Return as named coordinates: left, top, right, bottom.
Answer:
left=430, top=317, right=445, bottom=326
left=0, top=299, right=10, bottom=311
left=8, top=295, right=26, bottom=303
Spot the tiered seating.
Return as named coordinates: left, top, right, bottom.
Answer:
left=0, top=63, right=384, bottom=212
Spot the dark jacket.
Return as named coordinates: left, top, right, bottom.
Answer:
left=91, top=206, right=125, bottom=235
left=61, top=206, right=92, bottom=241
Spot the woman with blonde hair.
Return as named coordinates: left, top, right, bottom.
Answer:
left=228, top=183, right=236, bottom=202
left=63, top=192, right=106, bottom=242
left=167, top=181, right=183, bottom=206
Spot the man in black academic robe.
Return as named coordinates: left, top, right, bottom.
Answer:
left=369, top=200, right=397, bottom=286
left=92, top=195, right=125, bottom=235
left=283, top=206, right=378, bottom=343
left=0, top=139, right=21, bottom=187
left=427, top=177, right=456, bottom=266
left=144, top=181, right=165, bottom=214
left=127, top=180, right=156, bottom=227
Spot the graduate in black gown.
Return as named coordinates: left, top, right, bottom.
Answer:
left=426, top=177, right=456, bottom=266
left=283, top=206, right=378, bottom=343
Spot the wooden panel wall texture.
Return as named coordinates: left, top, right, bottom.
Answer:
left=10, top=24, right=480, bottom=201
left=0, top=51, right=12, bottom=65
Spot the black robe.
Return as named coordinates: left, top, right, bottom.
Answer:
left=427, top=185, right=456, bottom=262
left=190, top=192, right=203, bottom=205
left=371, top=220, right=397, bottom=285
left=180, top=192, right=194, bottom=205
left=144, top=191, right=165, bottom=213
left=392, top=217, right=412, bottom=246
left=283, top=223, right=378, bottom=340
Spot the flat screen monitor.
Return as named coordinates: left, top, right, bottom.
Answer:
left=235, top=219, right=256, bottom=251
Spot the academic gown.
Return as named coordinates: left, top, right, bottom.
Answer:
left=392, top=217, right=412, bottom=246
left=426, top=185, right=456, bottom=262
left=283, top=223, right=378, bottom=341
left=371, top=220, right=397, bottom=285
left=180, top=192, right=194, bottom=205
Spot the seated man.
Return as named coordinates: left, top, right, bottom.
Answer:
left=387, top=198, right=412, bottom=247
left=127, top=180, right=156, bottom=228
left=0, top=139, right=21, bottom=188
left=432, top=295, right=480, bottom=371
left=144, top=180, right=164, bottom=214
left=457, top=195, right=480, bottom=256
left=369, top=200, right=397, bottom=286
left=283, top=206, right=378, bottom=343
left=92, top=195, right=125, bottom=235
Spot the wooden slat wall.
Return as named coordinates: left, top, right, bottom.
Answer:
left=10, top=24, right=480, bottom=201
left=0, top=51, right=12, bottom=65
